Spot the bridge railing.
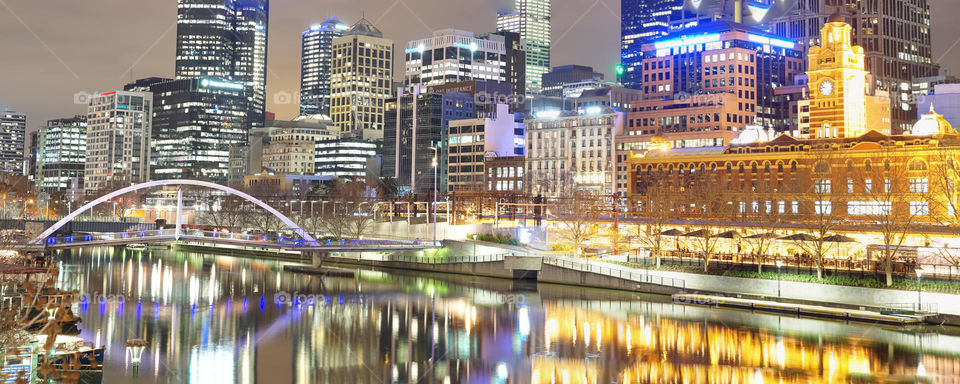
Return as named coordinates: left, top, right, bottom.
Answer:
left=44, top=228, right=431, bottom=249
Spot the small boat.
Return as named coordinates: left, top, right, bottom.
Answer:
left=125, top=243, right=147, bottom=251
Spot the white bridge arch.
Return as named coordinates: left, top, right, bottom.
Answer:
left=31, top=179, right=316, bottom=245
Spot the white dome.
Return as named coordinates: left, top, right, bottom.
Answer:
left=911, top=104, right=954, bottom=136
left=732, top=125, right=775, bottom=145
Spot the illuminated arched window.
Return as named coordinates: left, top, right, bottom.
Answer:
left=908, top=159, right=928, bottom=172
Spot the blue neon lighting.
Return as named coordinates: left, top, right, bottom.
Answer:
left=653, top=33, right=721, bottom=50
left=748, top=34, right=796, bottom=49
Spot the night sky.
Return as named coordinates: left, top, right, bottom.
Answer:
left=1, top=0, right=958, bottom=131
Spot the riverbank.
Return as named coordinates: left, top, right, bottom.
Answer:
left=137, top=241, right=960, bottom=325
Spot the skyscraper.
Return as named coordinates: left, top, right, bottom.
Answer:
left=150, top=78, right=249, bottom=183
left=383, top=88, right=476, bottom=194
left=479, top=30, right=527, bottom=100
left=175, top=0, right=268, bottom=129
left=300, top=17, right=348, bottom=116
left=0, top=108, right=25, bottom=175
left=497, top=0, right=551, bottom=94
left=329, top=19, right=394, bottom=140
left=37, top=116, right=86, bottom=193
left=84, top=91, right=152, bottom=193
left=770, top=0, right=937, bottom=132
left=620, top=0, right=685, bottom=89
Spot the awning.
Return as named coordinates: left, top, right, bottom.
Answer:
left=716, top=231, right=742, bottom=239
left=745, top=232, right=779, bottom=239
left=779, top=233, right=817, bottom=241
left=821, top=234, right=859, bottom=243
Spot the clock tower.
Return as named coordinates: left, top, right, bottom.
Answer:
left=806, top=10, right=868, bottom=139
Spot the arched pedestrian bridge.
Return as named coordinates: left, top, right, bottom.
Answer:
left=30, top=180, right=436, bottom=252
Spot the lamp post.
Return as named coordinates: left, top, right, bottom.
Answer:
left=776, top=259, right=783, bottom=298
left=473, top=234, right=478, bottom=260
left=916, top=269, right=923, bottom=313
left=431, top=147, right=438, bottom=247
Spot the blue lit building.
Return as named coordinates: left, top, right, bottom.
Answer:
left=621, top=0, right=786, bottom=90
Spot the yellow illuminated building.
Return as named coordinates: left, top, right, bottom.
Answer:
left=806, top=11, right=869, bottom=139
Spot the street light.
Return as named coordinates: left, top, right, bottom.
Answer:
left=916, top=269, right=923, bottom=313
left=473, top=234, right=478, bottom=260
left=776, top=259, right=783, bottom=298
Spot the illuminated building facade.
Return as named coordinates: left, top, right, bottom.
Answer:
left=329, top=19, right=394, bottom=140
left=478, top=30, right=526, bottom=100
left=175, top=0, right=268, bottom=130
left=0, top=107, right=25, bottom=175
left=805, top=13, right=869, bottom=139
left=300, top=17, right=348, bottom=116
left=383, top=88, right=476, bottom=194
left=404, top=29, right=507, bottom=88
left=540, top=65, right=604, bottom=98
left=447, top=104, right=518, bottom=193
left=36, top=116, right=86, bottom=193
left=769, top=1, right=938, bottom=132
left=497, top=0, right=550, bottom=94
left=84, top=91, right=152, bottom=193
left=314, top=139, right=377, bottom=178
left=616, top=21, right=803, bottom=170
left=485, top=156, right=525, bottom=193
left=524, top=108, right=625, bottom=196
left=624, top=106, right=959, bottom=264
left=150, top=78, right=248, bottom=182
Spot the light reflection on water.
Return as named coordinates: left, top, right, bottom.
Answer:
left=54, top=247, right=960, bottom=383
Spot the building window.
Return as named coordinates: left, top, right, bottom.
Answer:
left=815, top=201, right=832, bottom=215
left=815, top=179, right=831, bottom=194
left=909, top=178, right=929, bottom=193
left=910, top=201, right=929, bottom=216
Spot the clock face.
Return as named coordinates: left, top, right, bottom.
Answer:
left=820, top=80, right=835, bottom=96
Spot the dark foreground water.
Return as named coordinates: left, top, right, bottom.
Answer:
left=54, top=247, right=960, bottom=383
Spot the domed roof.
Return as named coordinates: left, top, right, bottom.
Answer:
left=827, top=8, right=844, bottom=23
left=648, top=133, right=672, bottom=151
left=911, top=104, right=955, bottom=136
left=732, top=125, right=775, bottom=145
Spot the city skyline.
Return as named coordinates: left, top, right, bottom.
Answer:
left=1, top=0, right=959, bottom=131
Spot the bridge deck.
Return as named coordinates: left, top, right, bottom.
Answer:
left=42, top=229, right=437, bottom=252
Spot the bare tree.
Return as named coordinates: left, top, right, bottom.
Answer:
left=551, top=190, right=600, bottom=257
left=685, top=172, right=730, bottom=272
left=633, top=174, right=677, bottom=268
left=788, top=143, right=843, bottom=280
left=854, top=146, right=931, bottom=286
left=928, top=143, right=960, bottom=273
left=744, top=181, right=785, bottom=274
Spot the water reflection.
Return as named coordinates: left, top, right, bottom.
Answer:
left=54, top=247, right=960, bottom=383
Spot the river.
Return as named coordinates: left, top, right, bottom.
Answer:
left=53, top=246, right=960, bottom=383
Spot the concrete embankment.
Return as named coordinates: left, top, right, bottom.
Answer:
left=161, top=241, right=960, bottom=325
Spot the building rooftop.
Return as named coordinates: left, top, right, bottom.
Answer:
left=345, top=18, right=383, bottom=38
left=644, top=146, right=728, bottom=158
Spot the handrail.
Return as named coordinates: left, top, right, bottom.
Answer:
left=43, top=229, right=433, bottom=250
left=544, top=257, right=686, bottom=290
